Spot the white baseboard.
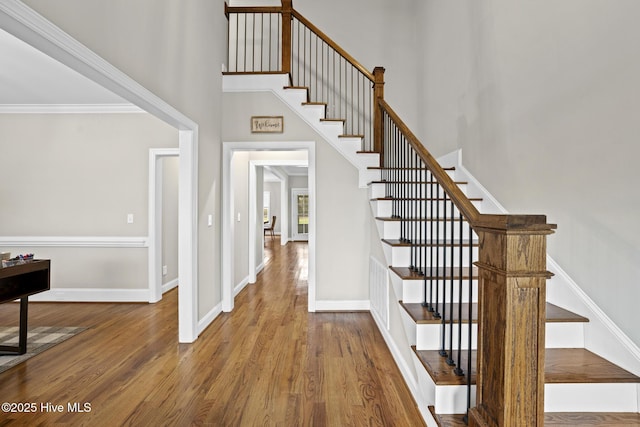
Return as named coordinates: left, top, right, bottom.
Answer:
left=314, top=300, right=370, bottom=311
left=162, top=278, right=179, bottom=294
left=198, top=302, right=223, bottom=335
left=29, top=288, right=149, bottom=302
left=0, top=236, right=148, bottom=247
left=234, top=276, right=250, bottom=297
left=371, top=307, right=430, bottom=425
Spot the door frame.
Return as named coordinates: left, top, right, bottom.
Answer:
left=148, top=148, right=180, bottom=303
left=222, top=141, right=317, bottom=313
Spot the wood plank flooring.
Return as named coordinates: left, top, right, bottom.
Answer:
left=0, top=241, right=424, bottom=426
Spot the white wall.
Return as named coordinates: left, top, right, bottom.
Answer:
left=22, top=0, right=228, bottom=318
left=0, top=113, right=177, bottom=291
left=416, top=0, right=640, bottom=346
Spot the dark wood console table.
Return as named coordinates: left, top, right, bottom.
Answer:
left=0, top=260, right=50, bottom=355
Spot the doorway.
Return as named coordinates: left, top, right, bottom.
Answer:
left=222, top=141, right=317, bottom=313
left=291, top=189, right=309, bottom=241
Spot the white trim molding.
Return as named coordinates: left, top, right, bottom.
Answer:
left=0, top=236, right=148, bottom=247
left=29, top=288, right=149, bottom=302
left=222, top=141, right=316, bottom=314
left=0, top=103, right=144, bottom=114
left=148, top=148, right=180, bottom=303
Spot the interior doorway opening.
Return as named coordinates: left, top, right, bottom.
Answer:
left=222, top=141, right=317, bottom=314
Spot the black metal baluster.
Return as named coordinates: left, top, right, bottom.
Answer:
left=454, top=211, right=465, bottom=376
left=447, top=197, right=455, bottom=366
left=439, top=191, right=448, bottom=358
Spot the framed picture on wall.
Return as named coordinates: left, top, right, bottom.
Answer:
left=251, top=116, right=283, bottom=133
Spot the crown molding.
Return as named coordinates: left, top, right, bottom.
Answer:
left=0, top=103, right=144, bottom=114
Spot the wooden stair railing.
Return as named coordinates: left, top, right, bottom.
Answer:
left=225, top=2, right=556, bottom=425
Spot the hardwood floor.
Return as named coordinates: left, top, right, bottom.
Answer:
left=0, top=241, right=424, bottom=426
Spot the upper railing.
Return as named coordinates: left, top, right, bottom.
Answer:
left=225, top=0, right=383, bottom=153
left=225, top=2, right=555, bottom=425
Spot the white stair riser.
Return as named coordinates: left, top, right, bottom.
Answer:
left=374, top=219, right=401, bottom=240
left=544, top=383, right=639, bottom=412
left=383, top=244, right=477, bottom=268
left=382, top=222, right=477, bottom=240
left=413, top=322, right=585, bottom=351
left=413, top=355, right=476, bottom=416
left=400, top=279, right=478, bottom=304
left=369, top=182, right=469, bottom=200
left=378, top=169, right=456, bottom=181
left=372, top=199, right=482, bottom=219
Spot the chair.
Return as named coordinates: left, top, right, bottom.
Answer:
left=264, top=215, right=276, bottom=240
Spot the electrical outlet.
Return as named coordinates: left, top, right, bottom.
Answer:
left=162, top=265, right=168, bottom=276
left=127, top=214, right=134, bottom=224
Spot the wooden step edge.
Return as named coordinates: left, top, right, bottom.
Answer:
left=382, top=239, right=479, bottom=248
left=428, top=407, right=467, bottom=427
left=429, top=410, right=640, bottom=427
left=320, top=118, right=345, bottom=123
left=339, top=134, right=365, bottom=139
left=400, top=301, right=478, bottom=325
left=369, top=180, right=469, bottom=185
left=399, top=301, right=587, bottom=325
left=414, top=348, right=640, bottom=387
left=301, top=101, right=327, bottom=106
left=376, top=216, right=470, bottom=222
left=370, top=196, right=483, bottom=202
left=412, top=346, right=474, bottom=386
left=391, top=266, right=478, bottom=281
left=368, top=166, right=456, bottom=171
left=357, top=150, right=377, bottom=154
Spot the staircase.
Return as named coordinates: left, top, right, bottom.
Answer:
left=224, top=2, right=640, bottom=425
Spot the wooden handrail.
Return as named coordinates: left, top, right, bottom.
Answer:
left=224, top=4, right=283, bottom=17
left=291, top=10, right=375, bottom=83
left=378, top=98, right=556, bottom=234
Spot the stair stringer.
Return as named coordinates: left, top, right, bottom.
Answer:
left=445, top=148, right=640, bottom=379
left=222, top=73, right=379, bottom=188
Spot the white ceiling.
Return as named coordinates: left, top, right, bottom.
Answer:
left=0, top=27, right=128, bottom=105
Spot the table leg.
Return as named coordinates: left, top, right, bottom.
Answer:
left=19, top=297, right=28, bottom=354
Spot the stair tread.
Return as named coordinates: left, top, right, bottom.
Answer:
left=430, top=410, right=640, bottom=427
left=320, top=118, right=345, bottom=122
left=371, top=196, right=483, bottom=202
left=339, top=134, right=364, bottom=139
left=369, top=180, right=468, bottom=185
left=400, top=301, right=588, bottom=324
left=391, top=266, right=478, bottom=281
left=301, top=101, right=326, bottom=106
left=382, top=238, right=478, bottom=247
left=368, top=166, right=455, bottom=171
left=413, top=348, right=640, bottom=386
left=376, top=216, right=471, bottom=222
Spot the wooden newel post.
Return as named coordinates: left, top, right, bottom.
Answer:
left=281, top=0, right=293, bottom=74
left=373, top=66, right=385, bottom=163
left=469, top=215, right=555, bottom=427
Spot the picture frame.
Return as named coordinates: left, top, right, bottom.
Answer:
left=251, top=116, right=284, bottom=133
